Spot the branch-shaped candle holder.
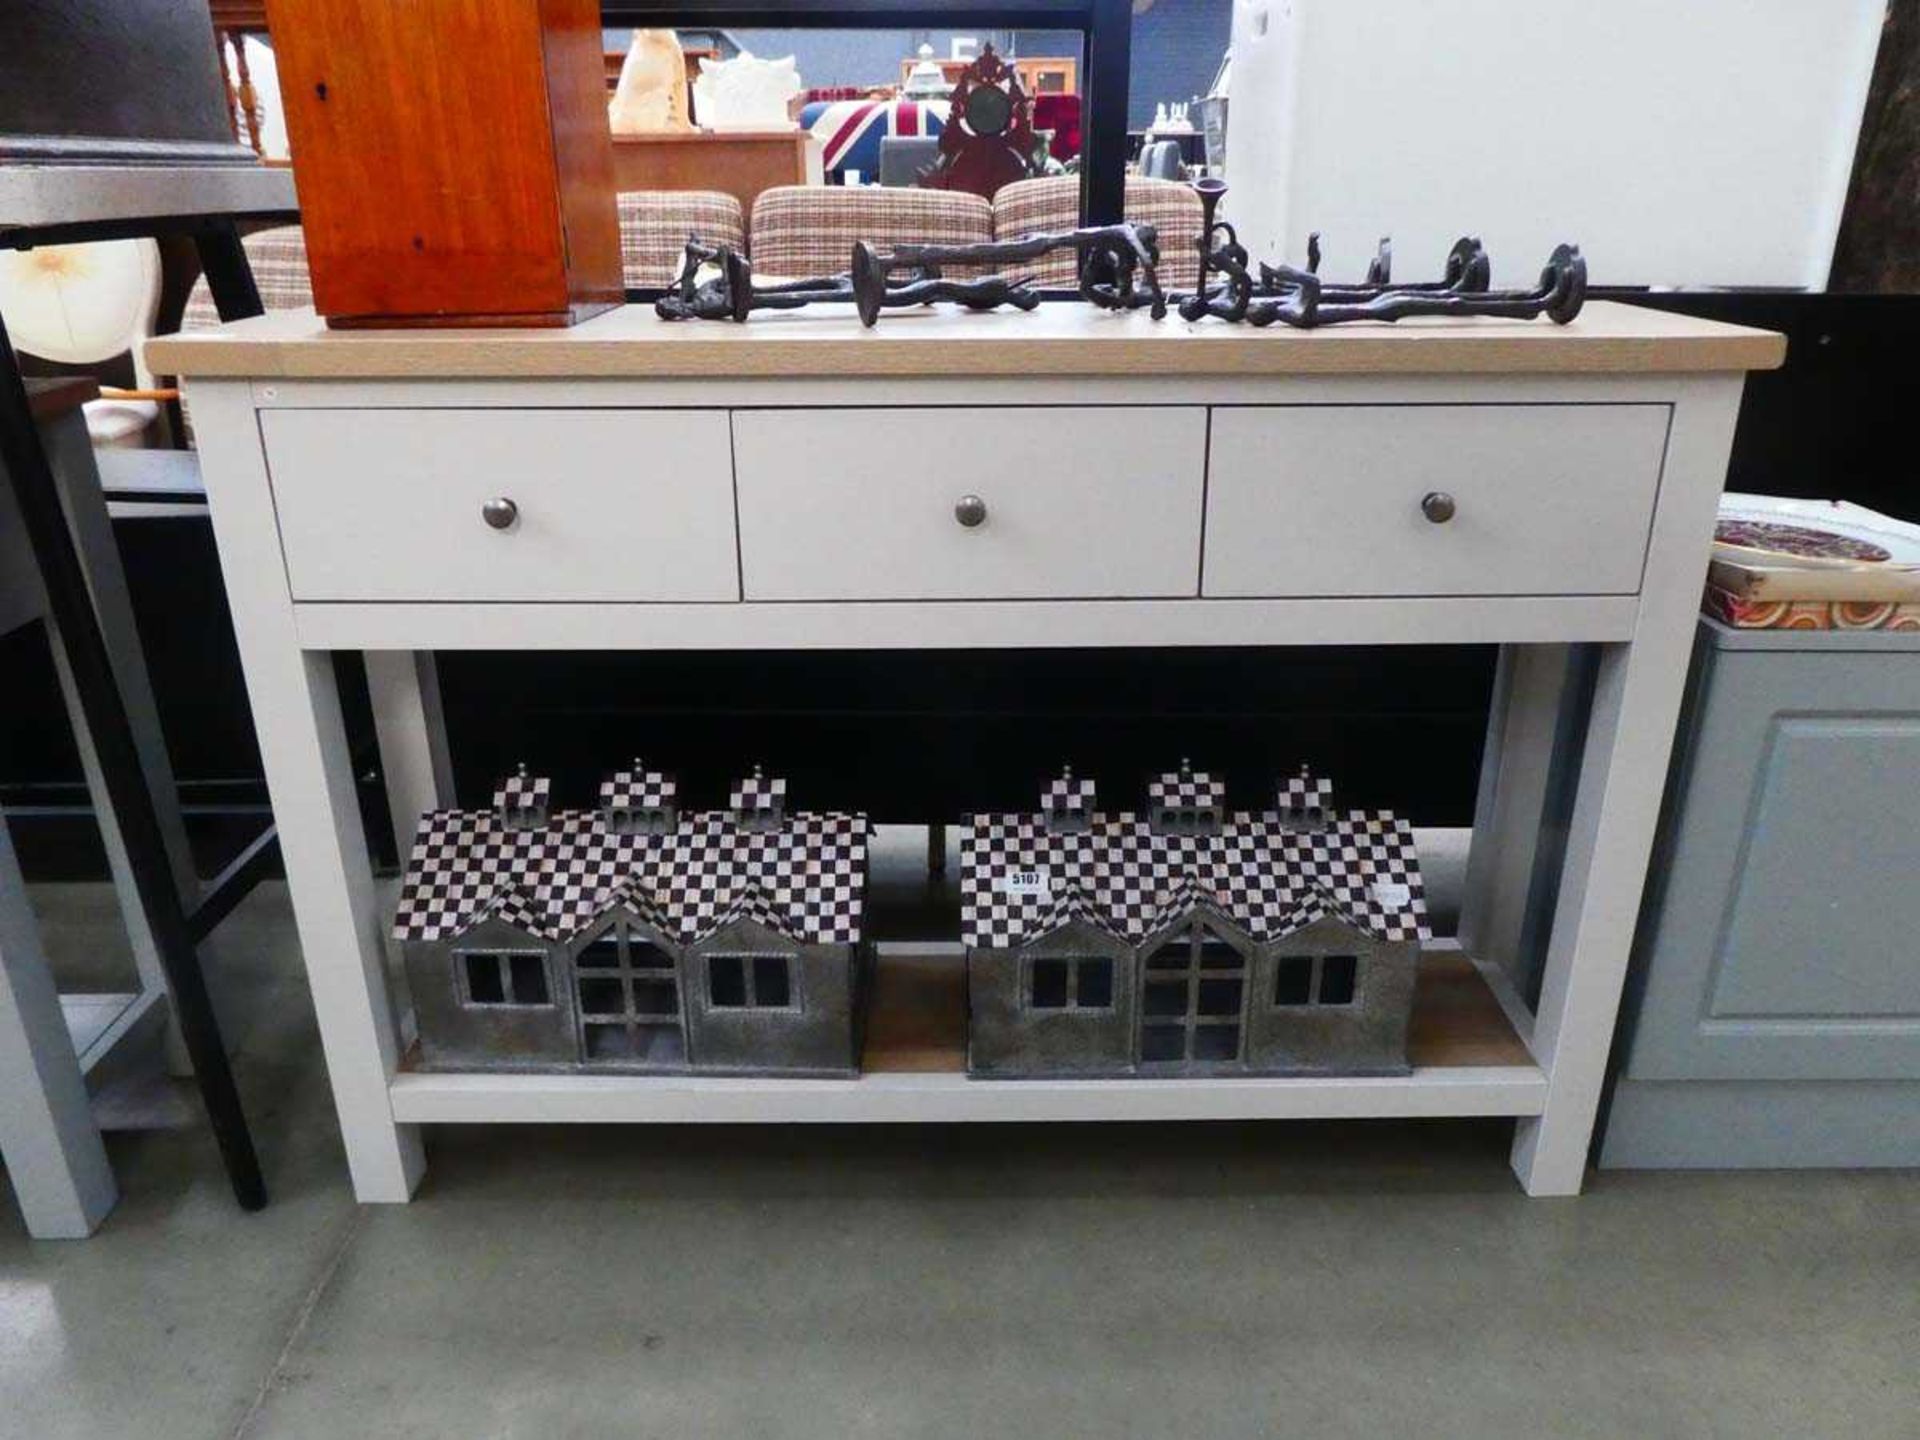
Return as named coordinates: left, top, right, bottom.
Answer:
left=1241, top=242, right=1585, bottom=328
left=654, top=222, right=1167, bottom=327
left=1290, top=231, right=1493, bottom=296
left=650, top=179, right=1584, bottom=331
left=1176, top=176, right=1254, bottom=323
left=1177, top=178, right=1584, bottom=328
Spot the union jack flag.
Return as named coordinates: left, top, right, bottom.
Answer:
left=799, top=99, right=947, bottom=179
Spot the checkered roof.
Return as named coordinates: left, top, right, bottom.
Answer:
left=962, top=804, right=1428, bottom=949
left=394, top=805, right=866, bottom=946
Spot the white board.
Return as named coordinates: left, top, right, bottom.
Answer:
left=1222, top=0, right=1882, bottom=289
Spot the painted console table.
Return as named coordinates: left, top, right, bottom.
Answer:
left=149, top=301, right=1783, bottom=1201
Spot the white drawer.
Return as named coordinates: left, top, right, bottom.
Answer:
left=1202, top=405, right=1669, bottom=598
left=261, top=409, right=739, bottom=602
left=731, top=408, right=1207, bottom=601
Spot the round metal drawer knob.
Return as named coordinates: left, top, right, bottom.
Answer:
left=1421, top=491, right=1457, bottom=525
left=481, top=497, right=520, bottom=531
left=954, top=494, right=989, bottom=529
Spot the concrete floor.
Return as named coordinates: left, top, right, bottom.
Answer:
left=5, top=880, right=1919, bottom=1440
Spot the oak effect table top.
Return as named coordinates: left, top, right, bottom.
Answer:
left=146, top=298, right=1785, bottom=381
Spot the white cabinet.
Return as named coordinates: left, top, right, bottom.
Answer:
left=164, top=299, right=1777, bottom=1202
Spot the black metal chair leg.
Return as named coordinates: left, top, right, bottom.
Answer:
left=193, top=220, right=266, bottom=321
left=0, top=313, right=266, bottom=1212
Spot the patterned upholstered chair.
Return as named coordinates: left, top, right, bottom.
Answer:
left=616, top=190, right=746, bottom=288
left=991, top=176, right=1203, bottom=290
left=749, top=185, right=994, bottom=279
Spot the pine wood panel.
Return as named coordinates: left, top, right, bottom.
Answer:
left=264, top=0, right=622, bottom=326
left=148, top=299, right=1787, bottom=378
left=541, top=0, right=626, bottom=318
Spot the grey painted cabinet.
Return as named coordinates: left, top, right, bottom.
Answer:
left=1603, top=618, right=1920, bottom=1168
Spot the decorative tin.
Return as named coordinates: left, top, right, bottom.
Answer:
left=962, top=767, right=1429, bottom=1078
left=394, top=767, right=869, bottom=1076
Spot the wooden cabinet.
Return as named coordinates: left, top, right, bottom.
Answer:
left=609, top=132, right=823, bottom=220
left=265, top=0, right=623, bottom=327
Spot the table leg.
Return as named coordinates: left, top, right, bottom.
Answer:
left=192, top=383, right=423, bottom=1203
left=0, top=812, right=117, bottom=1239
left=366, top=651, right=454, bottom=866
left=1460, top=642, right=1581, bottom=1009
left=1510, top=378, right=1743, bottom=1196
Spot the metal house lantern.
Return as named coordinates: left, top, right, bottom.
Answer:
left=962, top=767, right=1429, bottom=1078
left=396, top=767, right=869, bottom=1077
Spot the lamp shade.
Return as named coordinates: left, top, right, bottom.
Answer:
left=0, top=239, right=162, bottom=372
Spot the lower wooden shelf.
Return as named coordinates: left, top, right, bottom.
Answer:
left=388, top=948, right=1543, bottom=1125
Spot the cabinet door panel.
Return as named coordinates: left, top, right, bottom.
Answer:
left=1628, top=641, right=1920, bottom=1081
